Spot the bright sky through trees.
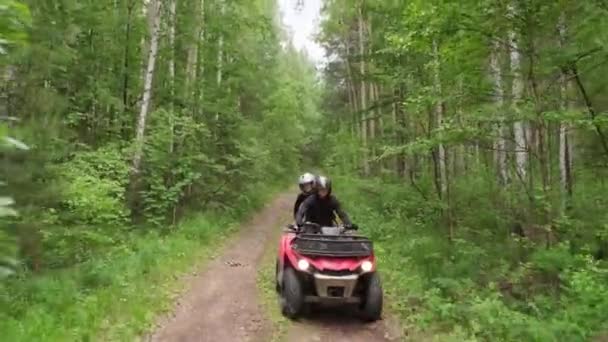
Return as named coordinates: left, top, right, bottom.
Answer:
left=278, top=0, right=326, bottom=65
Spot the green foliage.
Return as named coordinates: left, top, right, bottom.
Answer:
left=336, top=175, right=608, bottom=341
left=0, top=0, right=321, bottom=270
left=0, top=0, right=323, bottom=338
left=58, top=144, right=130, bottom=226
left=319, top=0, right=608, bottom=338
left=0, top=212, right=236, bottom=341
left=0, top=0, right=31, bottom=55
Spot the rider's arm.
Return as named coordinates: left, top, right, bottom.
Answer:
left=295, top=195, right=313, bottom=226
left=293, top=194, right=304, bottom=218
left=331, top=197, right=352, bottom=227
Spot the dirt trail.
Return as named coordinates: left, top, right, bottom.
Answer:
left=146, top=192, right=401, bottom=342
left=285, top=307, right=402, bottom=342
left=146, top=193, right=292, bottom=342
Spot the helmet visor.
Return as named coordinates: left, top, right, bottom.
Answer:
left=300, top=182, right=313, bottom=193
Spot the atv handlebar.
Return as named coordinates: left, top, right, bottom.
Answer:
left=288, top=222, right=359, bottom=233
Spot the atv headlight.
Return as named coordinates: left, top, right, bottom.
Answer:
left=361, top=260, right=373, bottom=272
left=297, top=259, right=310, bottom=271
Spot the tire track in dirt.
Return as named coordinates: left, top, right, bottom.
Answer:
left=145, top=193, right=292, bottom=342
left=284, top=306, right=402, bottom=342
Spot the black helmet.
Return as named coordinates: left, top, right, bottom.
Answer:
left=316, top=175, right=332, bottom=195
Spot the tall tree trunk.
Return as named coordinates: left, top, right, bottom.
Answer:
left=454, top=76, right=465, bottom=176
left=433, top=39, right=452, bottom=240
left=358, top=2, right=369, bottom=175
left=168, top=0, right=176, bottom=153
left=214, top=0, right=225, bottom=124
left=216, top=0, right=225, bottom=88
left=345, top=39, right=358, bottom=139
left=194, top=0, right=206, bottom=116
left=185, top=0, right=201, bottom=97
left=391, top=86, right=399, bottom=175
left=168, top=0, right=176, bottom=106
left=509, top=2, right=527, bottom=181
left=131, top=0, right=161, bottom=176
left=369, top=82, right=376, bottom=171
left=367, top=15, right=377, bottom=173
left=120, top=0, right=135, bottom=137
left=558, top=13, right=573, bottom=212
left=433, top=40, right=447, bottom=201
left=490, top=39, right=508, bottom=185
left=397, top=84, right=408, bottom=177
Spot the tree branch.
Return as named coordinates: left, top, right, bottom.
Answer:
left=569, top=63, right=608, bottom=158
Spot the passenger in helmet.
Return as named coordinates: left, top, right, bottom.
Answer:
left=293, top=172, right=316, bottom=219
left=295, top=175, right=353, bottom=228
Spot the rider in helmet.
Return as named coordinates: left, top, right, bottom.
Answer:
left=295, top=175, right=354, bottom=229
left=293, top=172, right=316, bottom=219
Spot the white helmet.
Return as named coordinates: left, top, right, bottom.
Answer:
left=298, top=172, right=316, bottom=192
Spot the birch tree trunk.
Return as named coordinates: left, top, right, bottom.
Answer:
left=214, top=0, right=225, bottom=123
left=433, top=39, right=452, bottom=241
left=490, top=39, right=508, bottom=185
left=433, top=40, right=447, bottom=201
left=168, top=0, right=176, bottom=153
left=397, top=85, right=408, bottom=177
left=509, top=2, right=527, bottom=181
left=345, top=56, right=357, bottom=139
left=131, top=0, right=161, bottom=175
left=558, top=13, right=573, bottom=212
left=194, top=0, right=206, bottom=116
left=358, top=2, right=369, bottom=175
left=217, top=0, right=225, bottom=88
left=391, top=86, right=399, bottom=175
left=455, top=76, right=465, bottom=176
left=367, top=16, right=376, bottom=172
left=168, top=0, right=176, bottom=105
left=345, top=38, right=358, bottom=138
left=185, top=0, right=201, bottom=96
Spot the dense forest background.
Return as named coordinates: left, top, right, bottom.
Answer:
left=317, top=0, right=608, bottom=340
left=1, top=0, right=323, bottom=272
left=1, top=0, right=324, bottom=339
left=2, top=0, right=608, bottom=340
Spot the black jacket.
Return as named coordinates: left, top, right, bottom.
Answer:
left=295, top=194, right=352, bottom=227
left=293, top=192, right=312, bottom=219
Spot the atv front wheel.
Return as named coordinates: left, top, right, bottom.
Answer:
left=280, top=268, right=304, bottom=319
left=275, top=260, right=280, bottom=293
left=361, top=273, right=383, bottom=321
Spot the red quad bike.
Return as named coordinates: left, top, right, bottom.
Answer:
left=275, top=222, right=383, bottom=321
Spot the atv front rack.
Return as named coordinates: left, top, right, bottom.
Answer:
left=292, top=234, right=373, bottom=257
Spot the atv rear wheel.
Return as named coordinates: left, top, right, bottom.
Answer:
left=280, top=268, right=304, bottom=319
left=361, top=273, right=383, bottom=321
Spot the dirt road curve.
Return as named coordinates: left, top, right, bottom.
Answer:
left=146, top=193, right=400, bottom=342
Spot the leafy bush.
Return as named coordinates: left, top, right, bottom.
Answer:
left=57, top=144, right=130, bottom=226
left=336, top=175, right=608, bottom=341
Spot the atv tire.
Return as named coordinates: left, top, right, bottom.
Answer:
left=280, top=268, right=304, bottom=319
left=275, top=260, right=280, bottom=293
left=361, top=273, right=383, bottom=321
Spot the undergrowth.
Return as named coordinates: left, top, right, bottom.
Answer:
left=335, top=175, right=608, bottom=342
left=0, top=188, right=280, bottom=341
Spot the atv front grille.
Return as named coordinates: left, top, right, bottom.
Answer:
left=322, top=269, right=355, bottom=276
left=292, top=234, right=373, bottom=257
left=327, top=286, right=345, bottom=297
